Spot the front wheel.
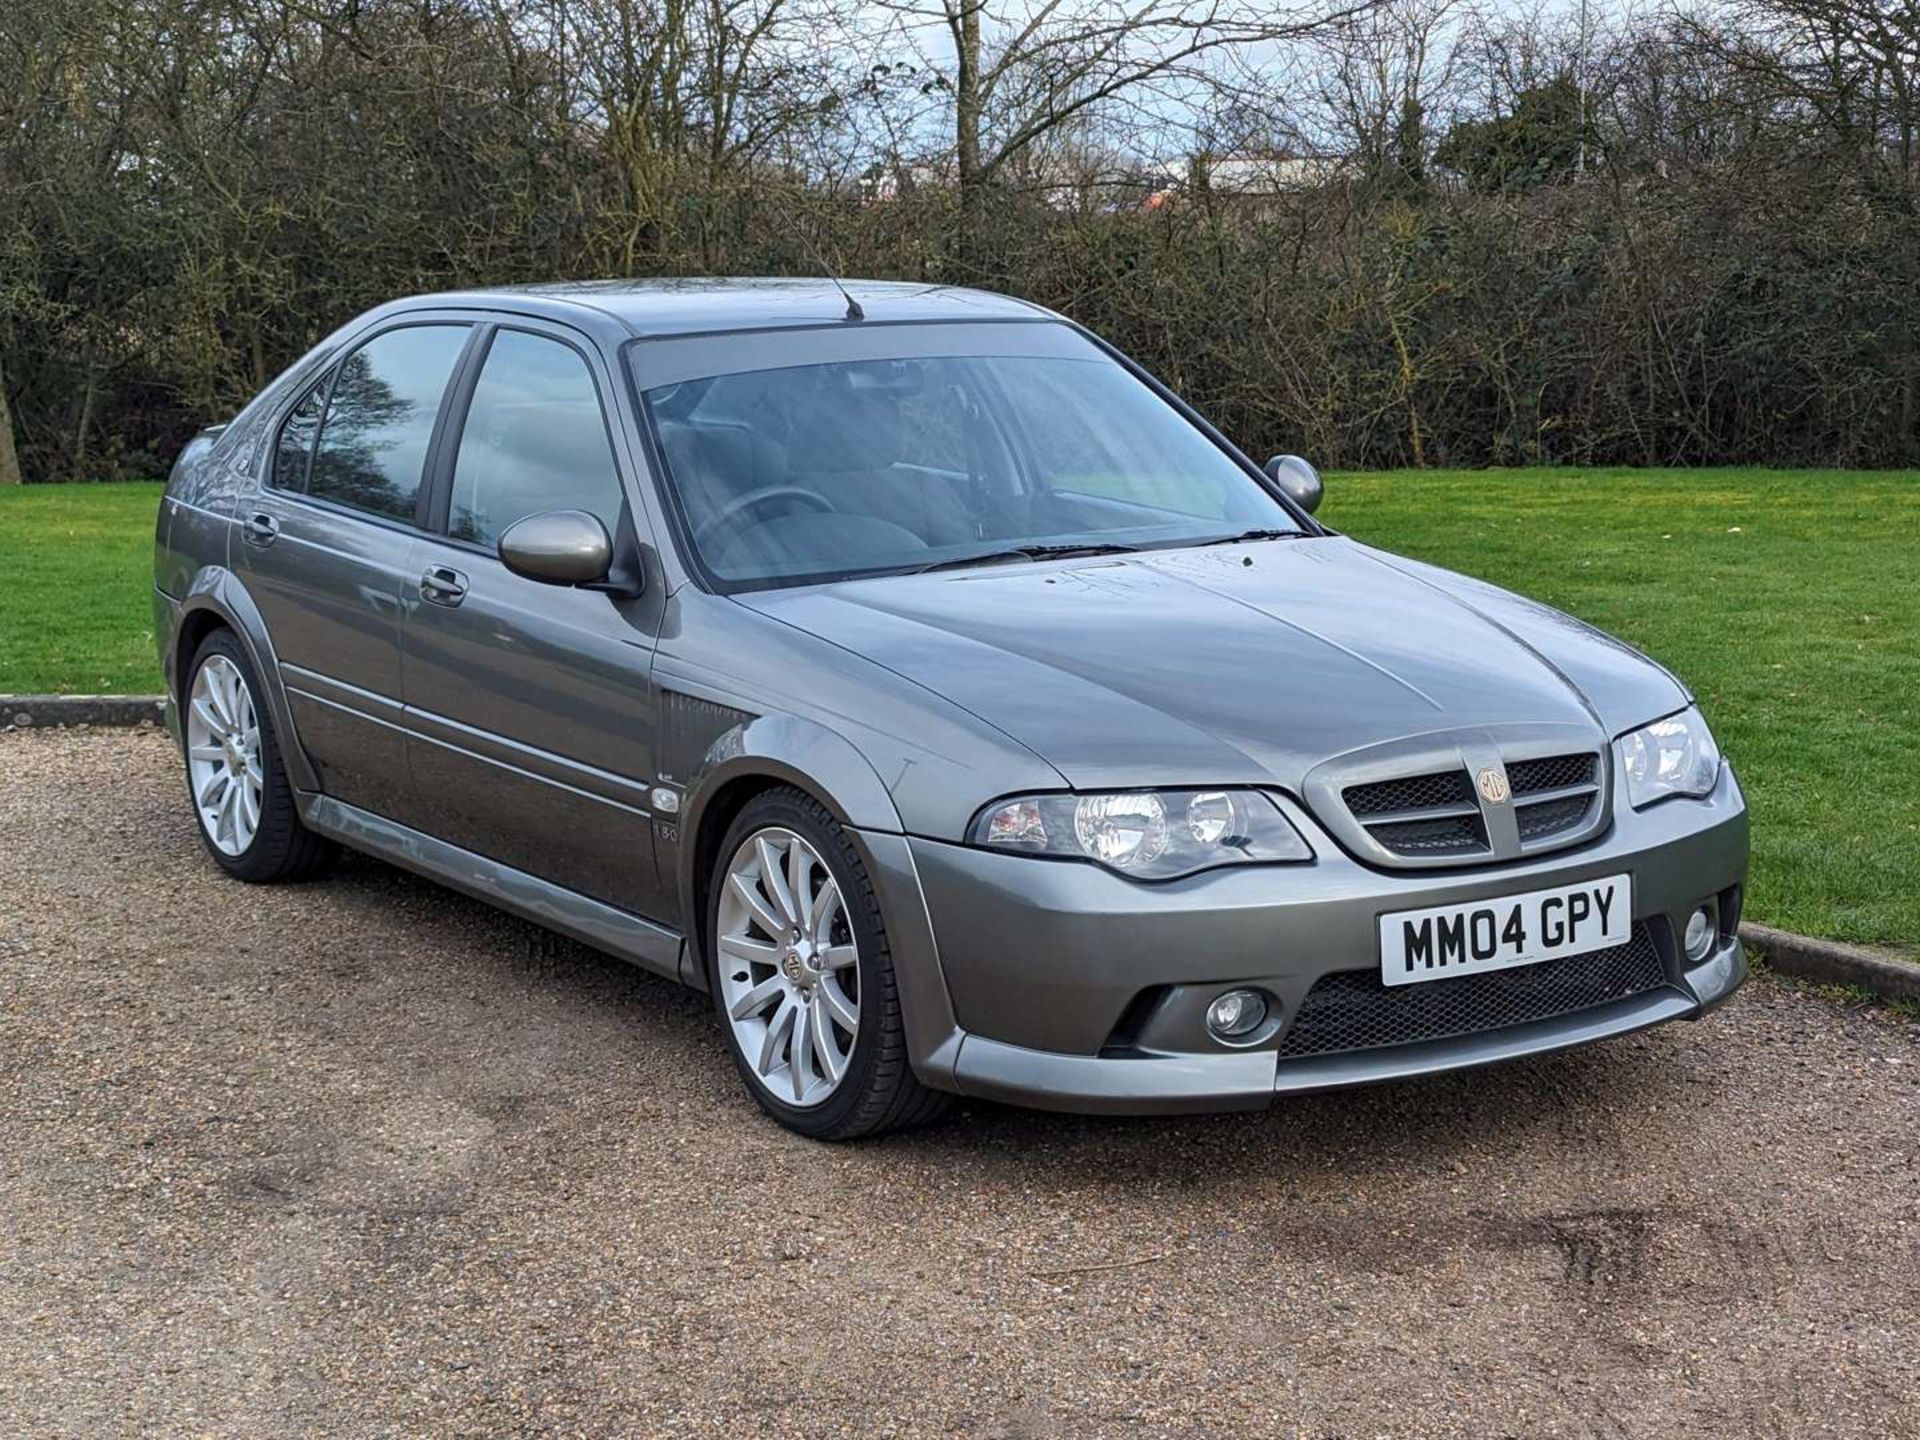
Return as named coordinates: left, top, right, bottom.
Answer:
left=709, top=788, right=950, bottom=1140
left=182, top=629, right=335, bottom=882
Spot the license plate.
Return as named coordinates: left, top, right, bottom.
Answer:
left=1378, top=874, right=1632, bottom=987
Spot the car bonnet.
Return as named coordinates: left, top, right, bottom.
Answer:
left=735, top=537, right=1688, bottom=793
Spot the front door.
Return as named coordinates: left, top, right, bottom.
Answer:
left=397, top=323, right=669, bottom=920
left=234, top=321, right=476, bottom=819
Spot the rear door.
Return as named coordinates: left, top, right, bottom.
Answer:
left=397, top=319, right=671, bottom=920
left=235, top=319, right=476, bottom=818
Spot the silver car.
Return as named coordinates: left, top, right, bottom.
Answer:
left=154, top=279, right=1749, bottom=1139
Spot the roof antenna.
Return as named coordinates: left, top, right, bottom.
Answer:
left=817, top=259, right=863, bottom=322
left=786, top=201, right=863, bottom=320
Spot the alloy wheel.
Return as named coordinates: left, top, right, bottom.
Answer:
left=716, top=827, right=860, bottom=1108
left=185, top=654, right=264, bottom=856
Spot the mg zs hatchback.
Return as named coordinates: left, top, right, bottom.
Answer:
left=154, top=279, right=1749, bottom=1138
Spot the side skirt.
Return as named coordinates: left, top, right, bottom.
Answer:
left=301, top=793, right=691, bottom=988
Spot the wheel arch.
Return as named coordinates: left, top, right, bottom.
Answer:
left=172, top=569, right=320, bottom=793
left=172, top=606, right=229, bottom=698
left=674, top=711, right=905, bottom=990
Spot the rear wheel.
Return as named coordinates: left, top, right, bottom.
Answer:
left=183, top=629, right=335, bottom=882
left=709, top=788, right=950, bottom=1140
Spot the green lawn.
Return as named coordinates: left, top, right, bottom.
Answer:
left=1, top=471, right=1913, bottom=952
left=0, top=482, right=163, bottom=694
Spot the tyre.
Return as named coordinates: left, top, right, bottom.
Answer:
left=182, top=629, right=336, bottom=882
left=708, top=787, right=951, bottom=1140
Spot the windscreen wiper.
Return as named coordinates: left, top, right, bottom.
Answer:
left=1192, top=528, right=1314, bottom=546
left=909, top=541, right=1142, bottom=575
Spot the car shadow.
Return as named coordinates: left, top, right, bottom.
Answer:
left=307, top=848, right=1693, bottom=1187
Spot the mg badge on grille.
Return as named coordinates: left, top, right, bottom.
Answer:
left=1477, top=767, right=1511, bottom=805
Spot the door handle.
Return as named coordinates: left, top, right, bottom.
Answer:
left=242, top=511, right=280, bottom=547
left=420, top=565, right=469, bottom=607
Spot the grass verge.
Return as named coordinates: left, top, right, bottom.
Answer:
left=0, top=482, right=163, bottom=695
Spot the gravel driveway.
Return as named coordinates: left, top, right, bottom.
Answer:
left=2, top=728, right=1915, bottom=1438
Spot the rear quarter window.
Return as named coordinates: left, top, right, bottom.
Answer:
left=271, top=376, right=329, bottom=492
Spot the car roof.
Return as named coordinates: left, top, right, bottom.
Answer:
left=388, top=277, right=1056, bottom=339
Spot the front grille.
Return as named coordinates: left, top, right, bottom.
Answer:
left=1509, top=753, right=1596, bottom=795
left=1275, top=927, right=1667, bottom=1060
left=1332, top=749, right=1607, bottom=865
left=1342, top=767, right=1490, bottom=860
left=1516, top=793, right=1592, bottom=841
left=1345, top=770, right=1474, bottom=817
left=1508, top=751, right=1602, bottom=846
left=1368, top=813, right=1487, bottom=855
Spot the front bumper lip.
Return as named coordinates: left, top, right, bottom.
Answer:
left=948, top=934, right=1747, bottom=1115
left=866, top=762, right=1750, bottom=1111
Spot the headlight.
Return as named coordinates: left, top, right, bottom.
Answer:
left=970, top=789, right=1312, bottom=879
left=1616, top=706, right=1722, bottom=809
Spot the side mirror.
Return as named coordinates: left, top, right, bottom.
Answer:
left=1264, top=454, right=1324, bottom=515
left=498, top=509, right=614, bottom=586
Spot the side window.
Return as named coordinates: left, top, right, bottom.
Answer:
left=448, top=330, right=625, bottom=547
left=308, top=325, right=471, bottom=522
left=271, top=376, right=329, bottom=491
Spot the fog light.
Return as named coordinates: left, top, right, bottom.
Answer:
left=1684, top=906, right=1716, bottom=963
left=1207, top=989, right=1269, bottom=1041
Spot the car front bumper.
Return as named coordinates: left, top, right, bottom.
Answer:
left=869, top=764, right=1750, bottom=1114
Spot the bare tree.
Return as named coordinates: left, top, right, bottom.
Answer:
left=1309, top=0, right=1460, bottom=187
left=1712, top=0, right=1920, bottom=179
left=879, top=0, right=1377, bottom=219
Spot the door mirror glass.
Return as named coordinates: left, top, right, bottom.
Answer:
left=1263, top=454, right=1324, bottom=514
left=498, top=509, right=614, bottom=586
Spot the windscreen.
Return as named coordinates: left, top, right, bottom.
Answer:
left=635, top=336, right=1301, bottom=589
